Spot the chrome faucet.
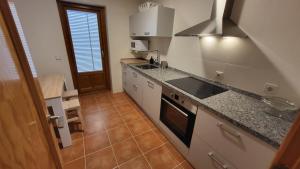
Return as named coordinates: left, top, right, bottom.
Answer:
left=139, top=49, right=160, bottom=65
left=153, top=49, right=160, bottom=65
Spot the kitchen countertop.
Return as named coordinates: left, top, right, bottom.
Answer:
left=122, top=62, right=298, bottom=148
left=38, top=74, right=65, bottom=100
left=120, top=58, right=148, bottom=64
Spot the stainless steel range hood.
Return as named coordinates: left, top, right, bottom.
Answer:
left=175, top=0, right=248, bottom=38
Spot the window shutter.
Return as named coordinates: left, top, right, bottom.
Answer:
left=67, top=10, right=102, bottom=73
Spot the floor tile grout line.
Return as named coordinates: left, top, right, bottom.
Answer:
left=121, top=97, right=186, bottom=165
left=80, top=93, right=188, bottom=168
left=113, top=98, right=184, bottom=168
left=112, top=104, right=152, bottom=169
left=172, top=161, right=185, bottom=169
left=105, top=129, right=120, bottom=169
left=84, top=144, right=113, bottom=158
left=82, top=133, right=87, bottom=169
left=114, top=105, right=153, bottom=169
left=124, top=121, right=153, bottom=169
left=117, top=154, right=145, bottom=168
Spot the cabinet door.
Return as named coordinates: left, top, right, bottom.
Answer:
left=142, top=78, right=162, bottom=123
left=122, top=64, right=128, bottom=92
left=129, top=13, right=142, bottom=36
left=139, top=9, right=157, bottom=36
left=194, top=109, right=276, bottom=169
left=126, top=67, right=134, bottom=97
left=188, top=136, right=237, bottom=169
left=127, top=68, right=143, bottom=106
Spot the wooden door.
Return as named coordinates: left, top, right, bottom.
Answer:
left=0, top=0, right=62, bottom=168
left=57, top=1, right=111, bottom=94
left=270, top=112, right=300, bottom=169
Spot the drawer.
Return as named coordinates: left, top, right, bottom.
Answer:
left=188, top=136, right=237, bottom=169
left=142, top=78, right=162, bottom=123
left=195, top=108, right=276, bottom=169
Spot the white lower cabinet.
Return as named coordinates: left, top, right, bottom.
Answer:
left=122, top=64, right=129, bottom=93
left=122, top=65, right=276, bottom=169
left=122, top=66, right=162, bottom=124
left=188, top=108, right=276, bottom=169
left=141, top=77, right=162, bottom=123
left=188, top=136, right=237, bottom=169
left=127, top=67, right=143, bottom=107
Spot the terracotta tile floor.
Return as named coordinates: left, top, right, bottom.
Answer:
left=60, top=90, right=194, bottom=169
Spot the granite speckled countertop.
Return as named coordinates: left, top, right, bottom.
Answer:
left=120, top=58, right=148, bottom=64
left=123, top=62, right=298, bottom=148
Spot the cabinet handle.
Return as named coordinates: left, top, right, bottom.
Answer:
left=132, top=84, right=137, bottom=91
left=144, top=32, right=150, bottom=35
left=208, top=152, right=228, bottom=169
left=132, top=33, right=136, bottom=35
left=132, top=72, right=137, bottom=78
left=217, top=122, right=241, bottom=138
left=162, top=98, right=188, bottom=117
left=147, top=81, right=154, bottom=89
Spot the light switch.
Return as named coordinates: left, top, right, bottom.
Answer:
left=55, top=56, right=62, bottom=61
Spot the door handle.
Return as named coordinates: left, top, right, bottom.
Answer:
left=101, top=50, right=105, bottom=60
left=47, top=115, right=64, bottom=128
left=47, top=114, right=60, bottom=121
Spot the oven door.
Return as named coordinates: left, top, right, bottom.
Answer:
left=160, top=95, right=196, bottom=147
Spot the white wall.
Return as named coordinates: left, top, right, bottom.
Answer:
left=13, top=0, right=74, bottom=89
left=14, top=0, right=139, bottom=92
left=149, top=0, right=300, bottom=105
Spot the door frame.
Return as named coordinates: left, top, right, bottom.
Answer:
left=0, top=0, right=63, bottom=168
left=270, top=111, right=300, bottom=169
left=57, top=1, right=111, bottom=92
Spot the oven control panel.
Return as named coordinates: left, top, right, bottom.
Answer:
left=162, top=85, right=198, bottom=114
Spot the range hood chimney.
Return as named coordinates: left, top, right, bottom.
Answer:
left=175, top=0, right=248, bottom=38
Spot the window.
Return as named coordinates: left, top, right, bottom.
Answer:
left=67, top=10, right=102, bottom=73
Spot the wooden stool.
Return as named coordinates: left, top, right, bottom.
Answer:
left=62, top=89, right=78, bottom=100
left=62, top=98, right=85, bottom=131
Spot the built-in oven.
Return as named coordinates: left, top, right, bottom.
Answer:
left=160, top=86, right=198, bottom=147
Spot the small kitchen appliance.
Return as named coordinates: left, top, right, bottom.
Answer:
left=130, top=40, right=148, bottom=51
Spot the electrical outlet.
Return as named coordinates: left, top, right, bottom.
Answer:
left=264, top=83, right=279, bottom=94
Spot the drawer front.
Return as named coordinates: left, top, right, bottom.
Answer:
left=142, top=79, right=162, bottom=123
left=188, top=136, right=237, bottom=169
left=195, top=108, right=276, bottom=169
left=128, top=68, right=142, bottom=106
left=122, top=65, right=127, bottom=91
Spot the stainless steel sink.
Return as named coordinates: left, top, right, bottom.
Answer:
left=136, top=64, right=159, bottom=70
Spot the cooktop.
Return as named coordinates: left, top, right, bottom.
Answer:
left=166, top=77, right=228, bottom=99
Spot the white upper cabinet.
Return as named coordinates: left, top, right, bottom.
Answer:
left=129, top=6, right=175, bottom=37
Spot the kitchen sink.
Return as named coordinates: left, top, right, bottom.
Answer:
left=136, top=64, right=159, bottom=70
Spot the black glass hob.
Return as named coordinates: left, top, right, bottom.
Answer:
left=166, top=77, right=228, bottom=99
